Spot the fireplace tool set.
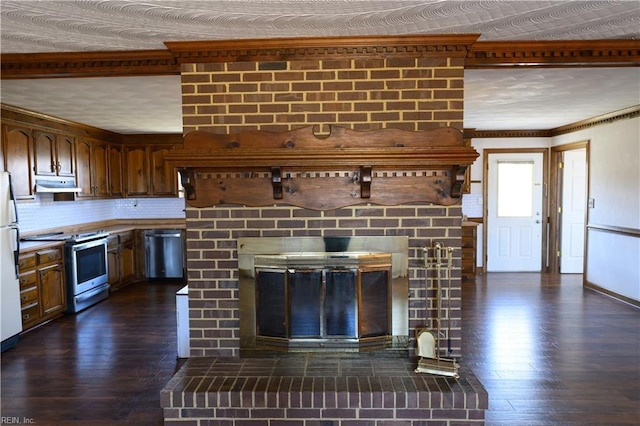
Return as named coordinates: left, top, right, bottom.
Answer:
left=415, top=242, right=460, bottom=378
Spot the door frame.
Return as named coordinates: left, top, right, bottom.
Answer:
left=483, top=148, right=549, bottom=272
left=549, top=140, right=590, bottom=274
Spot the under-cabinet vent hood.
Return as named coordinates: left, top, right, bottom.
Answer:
left=34, top=175, right=82, bottom=193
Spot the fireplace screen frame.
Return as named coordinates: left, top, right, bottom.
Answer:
left=239, top=236, right=408, bottom=353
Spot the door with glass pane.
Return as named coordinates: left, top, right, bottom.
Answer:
left=487, top=152, right=544, bottom=271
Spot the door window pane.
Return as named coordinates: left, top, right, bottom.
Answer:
left=497, top=161, right=533, bottom=217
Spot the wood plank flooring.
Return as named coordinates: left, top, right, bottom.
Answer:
left=1, top=274, right=639, bottom=425
left=462, top=273, right=640, bottom=425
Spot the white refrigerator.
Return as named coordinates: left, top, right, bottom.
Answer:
left=1, top=171, right=22, bottom=351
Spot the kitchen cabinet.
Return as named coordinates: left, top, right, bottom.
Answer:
left=461, top=222, right=478, bottom=279
left=75, top=138, right=93, bottom=198
left=34, top=131, right=75, bottom=177
left=125, top=145, right=177, bottom=197
left=125, top=146, right=148, bottom=196
left=2, top=123, right=35, bottom=199
left=150, top=146, right=176, bottom=196
left=92, top=140, right=110, bottom=197
left=76, top=138, right=122, bottom=198
left=18, top=245, right=66, bottom=331
left=107, top=230, right=138, bottom=291
left=109, top=144, right=124, bottom=197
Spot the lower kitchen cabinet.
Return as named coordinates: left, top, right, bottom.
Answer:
left=107, top=230, right=138, bottom=291
left=18, top=245, right=66, bottom=331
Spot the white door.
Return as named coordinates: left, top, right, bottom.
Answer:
left=487, top=153, right=544, bottom=271
left=560, top=148, right=586, bottom=273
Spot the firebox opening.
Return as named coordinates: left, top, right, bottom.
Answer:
left=239, top=236, right=408, bottom=355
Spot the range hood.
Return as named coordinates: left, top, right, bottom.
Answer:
left=34, top=175, right=82, bottom=193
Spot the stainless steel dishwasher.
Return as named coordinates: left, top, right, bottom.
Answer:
left=144, top=229, right=184, bottom=279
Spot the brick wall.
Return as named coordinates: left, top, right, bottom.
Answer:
left=179, top=54, right=465, bottom=358
left=185, top=204, right=463, bottom=358
left=181, top=57, right=463, bottom=134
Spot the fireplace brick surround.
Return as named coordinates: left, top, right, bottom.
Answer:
left=161, top=36, right=487, bottom=424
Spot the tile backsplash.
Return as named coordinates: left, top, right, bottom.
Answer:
left=17, top=194, right=185, bottom=233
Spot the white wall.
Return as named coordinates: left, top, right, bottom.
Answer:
left=553, top=116, right=640, bottom=302
left=462, top=118, right=639, bottom=303
left=17, top=195, right=186, bottom=233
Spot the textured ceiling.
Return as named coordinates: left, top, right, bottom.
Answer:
left=1, top=1, right=639, bottom=133
left=1, top=0, right=639, bottom=53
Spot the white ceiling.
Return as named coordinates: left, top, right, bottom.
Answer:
left=1, top=1, right=639, bottom=133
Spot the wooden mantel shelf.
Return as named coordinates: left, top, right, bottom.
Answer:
left=165, top=126, right=479, bottom=210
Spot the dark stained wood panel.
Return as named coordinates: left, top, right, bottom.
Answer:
left=166, top=126, right=479, bottom=210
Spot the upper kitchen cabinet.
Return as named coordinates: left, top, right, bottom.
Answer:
left=2, top=123, right=35, bottom=199
left=109, top=144, right=124, bottom=197
left=125, top=145, right=149, bottom=196
left=75, top=138, right=93, bottom=198
left=150, top=146, right=176, bottom=196
left=76, top=138, right=121, bottom=198
left=124, top=142, right=179, bottom=197
left=33, top=131, right=75, bottom=177
left=92, top=140, right=110, bottom=198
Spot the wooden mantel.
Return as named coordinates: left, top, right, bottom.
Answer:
left=166, top=126, right=478, bottom=211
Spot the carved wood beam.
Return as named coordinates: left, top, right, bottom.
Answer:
left=166, top=126, right=479, bottom=210
left=467, top=40, right=640, bottom=68
left=2, top=37, right=638, bottom=78
left=0, top=50, right=179, bottom=79
left=165, top=34, right=479, bottom=63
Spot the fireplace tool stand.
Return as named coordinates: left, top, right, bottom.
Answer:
left=415, top=243, right=459, bottom=378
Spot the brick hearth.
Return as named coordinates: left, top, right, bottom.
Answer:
left=161, top=355, right=488, bottom=424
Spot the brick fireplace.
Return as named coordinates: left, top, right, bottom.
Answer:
left=161, top=35, right=487, bottom=424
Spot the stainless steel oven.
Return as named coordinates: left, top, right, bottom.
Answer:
left=22, top=231, right=110, bottom=313
left=65, top=233, right=109, bottom=313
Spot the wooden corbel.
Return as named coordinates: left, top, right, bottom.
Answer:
left=360, top=166, right=372, bottom=199
left=271, top=167, right=283, bottom=199
left=178, top=169, right=196, bottom=200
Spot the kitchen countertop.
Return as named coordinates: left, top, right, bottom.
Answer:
left=19, top=219, right=185, bottom=253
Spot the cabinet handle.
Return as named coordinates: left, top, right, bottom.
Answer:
left=21, top=294, right=28, bottom=301
left=22, top=313, right=30, bottom=320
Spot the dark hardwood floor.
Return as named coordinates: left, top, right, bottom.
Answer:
left=1, top=274, right=639, bottom=425
left=462, top=273, right=640, bottom=425
left=1, top=280, right=186, bottom=426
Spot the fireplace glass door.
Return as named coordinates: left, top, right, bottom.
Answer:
left=254, top=257, right=391, bottom=350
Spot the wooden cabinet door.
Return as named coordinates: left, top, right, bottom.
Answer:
left=92, top=141, right=110, bottom=197
left=39, top=263, right=65, bottom=317
left=121, top=241, right=136, bottom=283
left=55, top=134, right=75, bottom=177
left=109, top=144, right=124, bottom=197
left=75, top=138, right=94, bottom=198
left=3, top=124, right=34, bottom=199
left=34, top=131, right=56, bottom=176
left=126, top=146, right=149, bottom=196
left=150, top=146, right=176, bottom=196
left=107, top=247, right=120, bottom=287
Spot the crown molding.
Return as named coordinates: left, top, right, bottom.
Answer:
left=550, top=105, right=640, bottom=136
left=2, top=37, right=638, bottom=78
left=467, top=39, right=640, bottom=68
left=0, top=49, right=179, bottom=79
left=165, top=34, right=480, bottom=63
left=466, top=129, right=552, bottom=139
left=465, top=105, right=640, bottom=139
